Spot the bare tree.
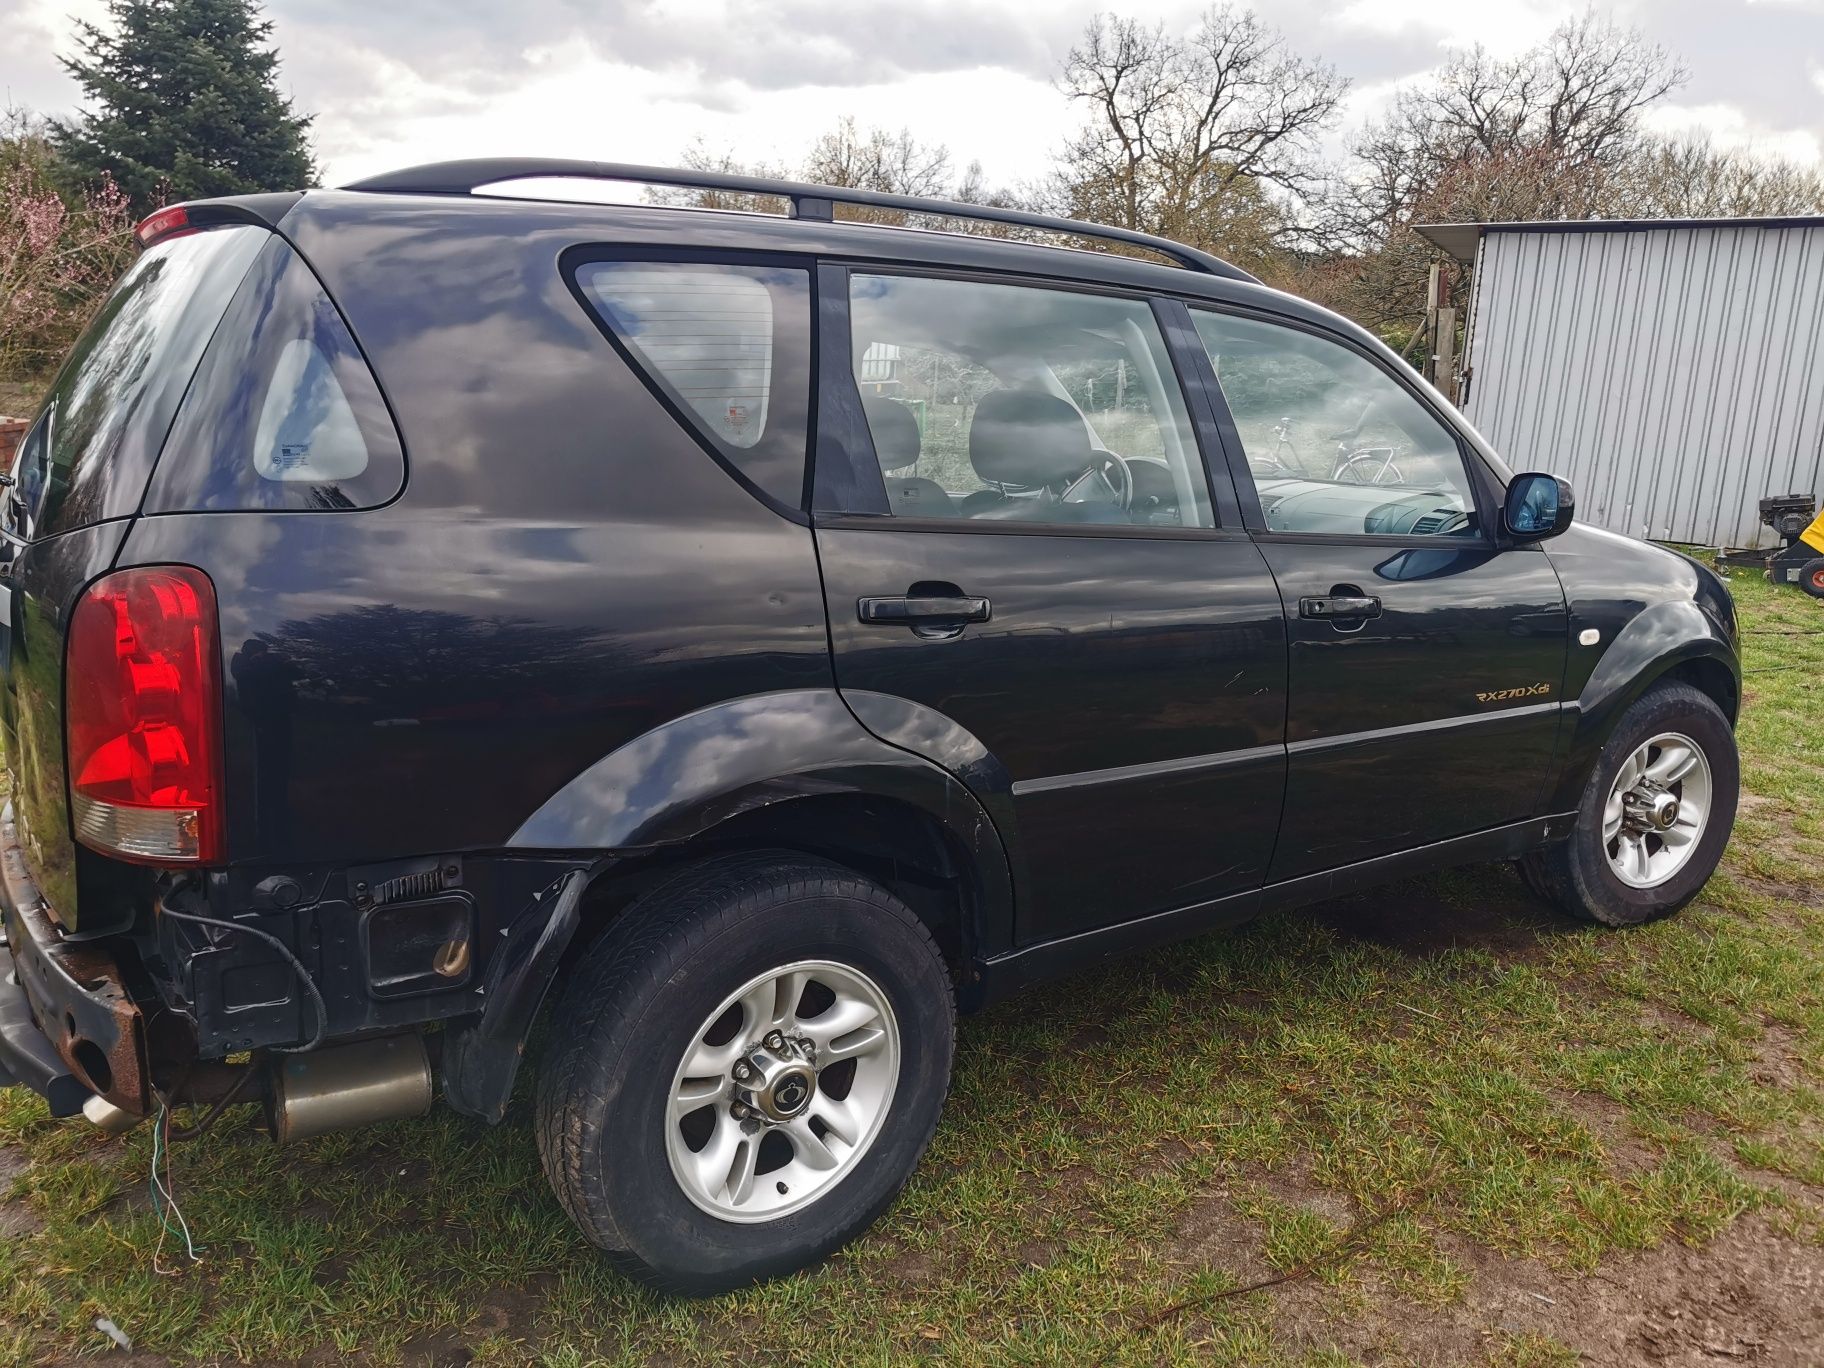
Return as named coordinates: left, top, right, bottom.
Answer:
left=1345, top=12, right=1687, bottom=240
left=1053, top=7, right=1346, bottom=258
left=1323, top=12, right=1688, bottom=336
left=801, top=118, right=953, bottom=197
left=652, top=122, right=977, bottom=222
left=1621, top=133, right=1824, bottom=218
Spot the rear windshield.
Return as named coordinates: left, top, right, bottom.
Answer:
left=11, top=226, right=266, bottom=539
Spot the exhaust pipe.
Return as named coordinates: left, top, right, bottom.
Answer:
left=82, top=1094, right=143, bottom=1135
left=267, top=1034, right=433, bottom=1145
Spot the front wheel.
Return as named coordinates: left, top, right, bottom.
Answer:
left=1523, top=681, right=1738, bottom=927
left=535, top=854, right=955, bottom=1294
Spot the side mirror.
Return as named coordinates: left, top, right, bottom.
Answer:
left=1503, top=472, right=1575, bottom=540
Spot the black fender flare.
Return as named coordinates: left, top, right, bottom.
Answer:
left=1548, top=599, right=1740, bottom=812
left=507, top=688, right=1016, bottom=950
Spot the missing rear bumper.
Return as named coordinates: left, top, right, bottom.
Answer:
left=0, top=805, right=147, bottom=1115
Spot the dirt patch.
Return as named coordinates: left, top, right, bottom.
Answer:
left=882, top=1246, right=942, bottom=1287
left=1169, top=1160, right=1358, bottom=1279
left=0, top=1145, right=42, bottom=1239
left=1170, top=1188, right=1270, bottom=1282
left=398, top=1329, right=474, bottom=1367
left=1547, top=1087, right=1661, bottom=1176
left=1751, top=1024, right=1816, bottom=1090
left=1259, top=1216, right=1824, bottom=1366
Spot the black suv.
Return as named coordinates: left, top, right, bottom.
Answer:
left=0, top=162, right=1740, bottom=1292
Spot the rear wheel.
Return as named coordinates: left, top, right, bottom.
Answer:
left=535, top=854, right=954, bottom=1293
left=1523, top=681, right=1737, bottom=927
left=1799, top=555, right=1824, bottom=599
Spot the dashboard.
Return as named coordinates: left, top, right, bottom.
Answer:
left=1255, top=477, right=1475, bottom=538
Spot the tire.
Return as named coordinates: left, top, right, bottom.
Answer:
left=1523, top=680, right=1738, bottom=927
left=535, top=853, right=955, bottom=1294
left=1800, top=556, right=1824, bottom=599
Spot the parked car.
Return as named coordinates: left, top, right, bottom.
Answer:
left=0, top=162, right=1740, bottom=1293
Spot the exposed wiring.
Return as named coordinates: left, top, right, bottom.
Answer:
left=159, top=906, right=327, bottom=1053
left=149, top=1099, right=202, bottom=1272
left=162, top=1066, right=259, bottom=1142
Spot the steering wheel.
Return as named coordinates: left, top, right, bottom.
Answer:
left=1332, top=447, right=1406, bottom=485
left=1064, top=450, right=1135, bottom=512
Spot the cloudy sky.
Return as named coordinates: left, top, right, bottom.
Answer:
left=1, top=0, right=1819, bottom=188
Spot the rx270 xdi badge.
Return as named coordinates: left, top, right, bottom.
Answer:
left=1477, top=682, right=1554, bottom=704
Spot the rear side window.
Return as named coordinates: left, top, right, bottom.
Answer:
left=147, top=237, right=404, bottom=513
left=573, top=261, right=811, bottom=507
left=14, top=226, right=266, bottom=538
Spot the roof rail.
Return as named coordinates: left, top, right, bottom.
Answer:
left=341, top=158, right=1259, bottom=283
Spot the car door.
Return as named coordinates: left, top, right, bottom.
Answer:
left=1186, top=306, right=1569, bottom=882
left=811, top=267, right=1288, bottom=945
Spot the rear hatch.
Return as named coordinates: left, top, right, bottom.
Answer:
left=0, top=222, right=268, bottom=930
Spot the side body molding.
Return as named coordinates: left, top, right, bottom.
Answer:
left=1550, top=599, right=1740, bottom=811
left=507, top=689, right=1015, bottom=951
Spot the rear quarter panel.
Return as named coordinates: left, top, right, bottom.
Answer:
left=115, top=196, right=832, bottom=864
left=2, top=521, right=130, bottom=924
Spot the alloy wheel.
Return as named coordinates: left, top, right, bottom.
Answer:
left=664, top=960, right=900, bottom=1223
left=1602, top=731, right=1712, bottom=889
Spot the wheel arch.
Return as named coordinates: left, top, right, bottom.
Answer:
left=1550, top=600, right=1740, bottom=812
left=508, top=689, right=1016, bottom=973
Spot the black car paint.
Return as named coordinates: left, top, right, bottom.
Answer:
left=0, top=186, right=1741, bottom=1118
left=1254, top=537, right=1569, bottom=878
left=1538, top=524, right=1739, bottom=811
left=1, top=520, right=133, bottom=932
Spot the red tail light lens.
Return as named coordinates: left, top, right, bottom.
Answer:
left=66, top=567, right=224, bottom=864
left=134, top=205, right=190, bottom=247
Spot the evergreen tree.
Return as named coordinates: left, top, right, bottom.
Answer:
left=54, top=0, right=317, bottom=210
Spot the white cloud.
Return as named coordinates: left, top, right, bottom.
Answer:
left=1643, top=101, right=1824, bottom=165
left=327, top=57, right=1071, bottom=188
left=1, top=0, right=1818, bottom=185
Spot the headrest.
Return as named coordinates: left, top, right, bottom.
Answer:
left=862, top=399, right=922, bottom=473
left=969, top=391, right=1093, bottom=487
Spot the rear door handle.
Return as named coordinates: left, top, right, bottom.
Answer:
left=858, top=595, right=991, bottom=625
left=1299, top=593, right=1381, bottom=622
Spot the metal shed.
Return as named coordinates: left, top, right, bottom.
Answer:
left=1416, top=216, right=1824, bottom=549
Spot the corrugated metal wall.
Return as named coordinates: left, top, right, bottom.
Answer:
left=1462, top=223, right=1824, bottom=547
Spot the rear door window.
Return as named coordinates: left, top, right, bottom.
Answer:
left=11, top=225, right=266, bottom=538
left=147, top=237, right=405, bottom=512
left=847, top=273, right=1213, bottom=528
left=573, top=261, right=811, bottom=508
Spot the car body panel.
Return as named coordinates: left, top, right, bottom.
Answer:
left=1255, top=537, right=1569, bottom=878
left=1541, top=524, right=1740, bottom=809
left=506, top=687, right=1015, bottom=953
left=0, top=519, right=132, bottom=931
left=813, top=525, right=1288, bottom=942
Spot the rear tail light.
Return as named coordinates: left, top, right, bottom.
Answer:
left=66, top=567, right=224, bottom=864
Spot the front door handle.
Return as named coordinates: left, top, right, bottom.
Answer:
left=858, top=595, right=990, bottom=624
left=858, top=592, right=990, bottom=640
left=1299, top=592, right=1382, bottom=622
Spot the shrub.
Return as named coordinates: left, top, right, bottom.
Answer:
left=0, top=129, right=135, bottom=381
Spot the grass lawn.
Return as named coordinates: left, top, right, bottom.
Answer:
left=1, top=565, right=1820, bottom=1365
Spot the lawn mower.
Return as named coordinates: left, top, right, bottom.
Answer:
left=1717, top=493, right=1824, bottom=598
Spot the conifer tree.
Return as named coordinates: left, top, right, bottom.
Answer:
left=55, top=0, right=316, bottom=210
